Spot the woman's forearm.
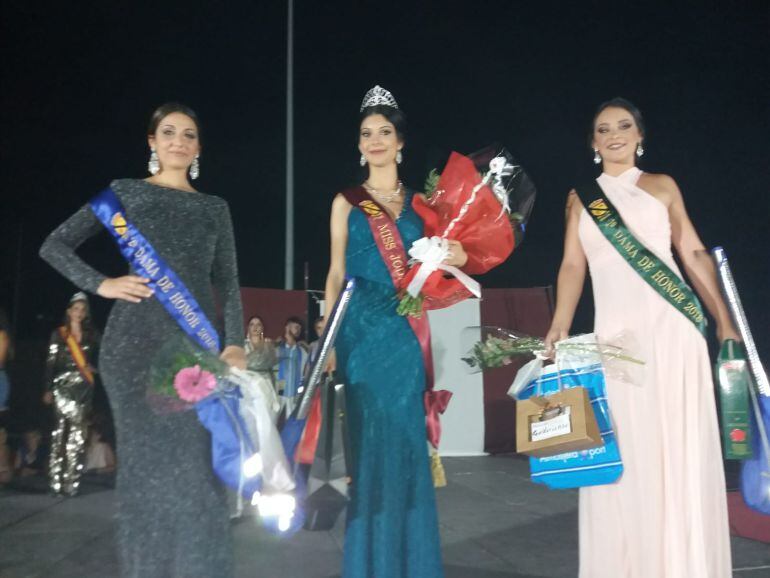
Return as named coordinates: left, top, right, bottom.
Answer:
left=0, top=332, right=9, bottom=367
left=682, top=249, right=736, bottom=331
left=551, top=262, right=587, bottom=331
left=324, top=270, right=345, bottom=316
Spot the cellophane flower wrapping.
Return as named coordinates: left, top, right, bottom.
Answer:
left=398, top=146, right=536, bottom=316
left=148, top=334, right=230, bottom=414
left=460, top=326, right=645, bottom=389
left=148, top=334, right=295, bottom=499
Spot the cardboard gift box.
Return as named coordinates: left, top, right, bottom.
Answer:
left=516, top=386, right=603, bottom=457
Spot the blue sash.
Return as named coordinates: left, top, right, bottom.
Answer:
left=89, top=187, right=221, bottom=352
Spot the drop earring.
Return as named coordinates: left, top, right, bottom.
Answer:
left=190, top=154, right=200, bottom=180
left=148, top=149, right=160, bottom=175
left=636, top=143, right=644, bottom=158
left=359, top=154, right=366, bottom=167
left=396, top=150, right=403, bottom=165
left=593, top=149, right=601, bottom=165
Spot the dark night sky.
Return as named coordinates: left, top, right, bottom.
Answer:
left=1, top=1, right=768, bottom=355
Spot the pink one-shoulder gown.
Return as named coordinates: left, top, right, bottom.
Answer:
left=577, top=167, right=731, bottom=578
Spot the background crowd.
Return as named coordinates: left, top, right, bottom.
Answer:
left=0, top=304, right=322, bottom=495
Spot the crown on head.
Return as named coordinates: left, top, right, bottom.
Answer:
left=69, top=291, right=89, bottom=305
left=360, top=85, right=399, bottom=112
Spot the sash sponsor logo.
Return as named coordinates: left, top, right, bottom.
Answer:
left=588, top=199, right=610, bottom=220
left=111, top=212, right=128, bottom=236
left=359, top=200, right=382, bottom=218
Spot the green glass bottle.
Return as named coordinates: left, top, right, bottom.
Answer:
left=716, top=339, right=753, bottom=459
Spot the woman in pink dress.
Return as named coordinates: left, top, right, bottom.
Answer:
left=545, top=97, right=740, bottom=578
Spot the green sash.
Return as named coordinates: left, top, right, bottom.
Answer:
left=576, top=181, right=707, bottom=337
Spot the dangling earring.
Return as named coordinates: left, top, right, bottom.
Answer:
left=593, top=149, right=601, bottom=165
left=190, top=154, right=200, bottom=180
left=636, top=143, right=644, bottom=158
left=148, top=149, right=160, bottom=175
left=359, top=154, right=366, bottom=167
left=396, top=150, right=403, bottom=165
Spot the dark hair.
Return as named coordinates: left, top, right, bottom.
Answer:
left=147, top=102, right=202, bottom=142
left=284, top=316, right=305, bottom=342
left=0, top=308, right=9, bottom=332
left=247, top=315, right=264, bottom=326
left=359, top=105, right=407, bottom=143
left=62, top=299, right=97, bottom=344
left=285, top=316, right=304, bottom=328
left=589, top=97, right=645, bottom=148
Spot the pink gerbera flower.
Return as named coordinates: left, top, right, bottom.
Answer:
left=173, top=365, right=216, bottom=402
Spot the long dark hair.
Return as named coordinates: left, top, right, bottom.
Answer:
left=588, top=97, right=646, bottom=149
left=62, top=299, right=98, bottom=344
left=147, top=102, right=202, bottom=142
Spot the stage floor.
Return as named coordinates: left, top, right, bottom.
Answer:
left=1, top=456, right=768, bottom=577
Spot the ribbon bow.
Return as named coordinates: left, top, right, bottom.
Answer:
left=406, top=236, right=481, bottom=299
left=487, top=155, right=518, bottom=217
left=424, top=389, right=453, bottom=449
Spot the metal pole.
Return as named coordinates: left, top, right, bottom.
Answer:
left=284, top=0, right=295, bottom=289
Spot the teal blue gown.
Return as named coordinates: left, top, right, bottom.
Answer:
left=337, top=191, right=444, bottom=578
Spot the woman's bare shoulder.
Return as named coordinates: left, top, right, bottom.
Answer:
left=639, top=172, right=680, bottom=205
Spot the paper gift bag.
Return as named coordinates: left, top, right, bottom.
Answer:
left=514, top=335, right=624, bottom=489
left=516, top=386, right=602, bottom=457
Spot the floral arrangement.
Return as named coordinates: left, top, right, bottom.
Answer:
left=149, top=337, right=228, bottom=412
left=462, top=327, right=644, bottom=371
left=397, top=146, right=536, bottom=317
left=148, top=334, right=296, bottom=530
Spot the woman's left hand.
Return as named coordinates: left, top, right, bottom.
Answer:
left=220, top=345, right=247, bottom=370
left=443, top=240, right=468, bottom=268
left=717, top=324, right=742, bottom=344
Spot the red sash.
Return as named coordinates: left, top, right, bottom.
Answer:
left=59, top=327, right=95, bottom=385
left=342, top=187, right=452, bottom=448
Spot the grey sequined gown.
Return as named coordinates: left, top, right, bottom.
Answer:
left=40, top=179, right=244, bottom=578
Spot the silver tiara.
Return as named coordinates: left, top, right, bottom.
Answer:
left=360, top=85, right=399, bottom=112
left=69, top=291, right=88, bottom=304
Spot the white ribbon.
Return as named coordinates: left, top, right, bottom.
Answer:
left=488, top=155, right=518, bottom=217
left=228, top=369, right=296, bottom=494
left=406, top=236, right=481, bottom=299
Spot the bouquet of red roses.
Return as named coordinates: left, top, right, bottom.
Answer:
left=397, top=146, right=536, bottom=317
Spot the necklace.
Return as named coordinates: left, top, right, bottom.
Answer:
left=363, top=180, right=403, bottom=204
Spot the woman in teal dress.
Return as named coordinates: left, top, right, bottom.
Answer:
left=324, top=86, right=467, bottom=578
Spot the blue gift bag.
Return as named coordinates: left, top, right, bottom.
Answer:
left=195, top=390, right=263, bottom=499
left=740, top=393, right=770, bottom=515
left=518, top=361, right=623, bottom=489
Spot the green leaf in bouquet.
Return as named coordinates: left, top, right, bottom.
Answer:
left=423, top=169, right=441, bottom=199
left=397, top=293, right=425, bottom=318
left=150, top=334, right=229, bottom=400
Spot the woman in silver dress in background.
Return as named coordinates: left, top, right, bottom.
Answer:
left=42, top=292, right=99, bottom=496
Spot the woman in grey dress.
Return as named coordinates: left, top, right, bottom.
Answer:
left=40, top=103, right=246, bottom=578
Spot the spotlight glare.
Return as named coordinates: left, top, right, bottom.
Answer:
left=243, top=453, right=263, bottom=478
